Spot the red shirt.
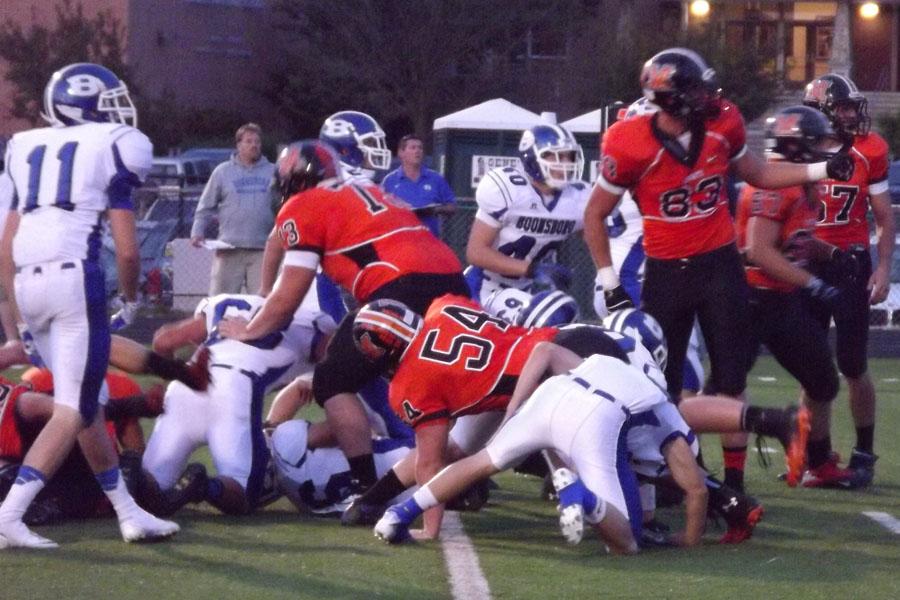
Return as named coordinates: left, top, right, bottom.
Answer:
left=388, top=295, right=557, bottom=429
left=599, top=100, right=746, bottom=259
left=276, top=182, right=461, bottom=301
left=813, top=132, right=889, bottom=249
left=736, top=185, right=818, bottom=293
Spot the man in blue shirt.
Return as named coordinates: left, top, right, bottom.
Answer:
left=381, top=135, right=456, bottom=237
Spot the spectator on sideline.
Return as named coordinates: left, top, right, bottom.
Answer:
left=190, top=123, right=276, bottom=295
left=381, top=134, right=456, bottom=237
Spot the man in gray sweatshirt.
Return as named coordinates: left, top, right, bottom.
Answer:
left=190, top=123, right=276, bottom=295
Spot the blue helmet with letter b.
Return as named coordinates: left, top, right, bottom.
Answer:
left=320, top=111, right=391, bottom=178
left=602, top=308, right=668, bottom=371
left=43, top=63, right=136, bottom=128
left=519, top=124, right=584, bottom=189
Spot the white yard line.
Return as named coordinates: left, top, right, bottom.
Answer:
left=862, top=511, right=900, bottom=535
left=440, top=511, right=492, bottom=600
left=756, top=376, right=777, bottom=382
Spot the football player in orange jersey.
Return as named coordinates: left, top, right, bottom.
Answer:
left=585, top=48, right=854, bottom=493
left=218, top=141, right=468, bottom=497
left=801, top=74, right=894, bottom=487
left=736, top=106, right=861, bottom=489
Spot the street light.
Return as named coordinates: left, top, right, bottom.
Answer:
left=690, top=1, right=711, bottom=18
left=860, top=2, right=880, bottom=19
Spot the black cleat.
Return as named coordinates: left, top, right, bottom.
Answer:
left=341, top=497, right=385, bottom=527
left=845, top=448, right=878, bottom=489
left=171, top=463, right=209, bottom=505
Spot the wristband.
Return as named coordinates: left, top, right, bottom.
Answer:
left=806, top=162, right=828, bottom=182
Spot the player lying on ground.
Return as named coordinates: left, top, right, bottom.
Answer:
left=0, top=372, right=163, bottom=525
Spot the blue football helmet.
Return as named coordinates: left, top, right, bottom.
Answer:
left=518, top=124, right=584, bottom=190
left=43, top=63, right=136, bottom=128
left=602, top=308, right=668, bottom=371
left=319, top=111, right=391, bottom=178
left=517, top=290, right=579, bottom=328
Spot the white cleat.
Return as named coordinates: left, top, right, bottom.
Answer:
left=119, top=509, right=180, bottom=543
left=373, top=508, right=409, bottom=544
left=0, top=520, right=59, bottom=549
left=552, top=468, right=585, bottom=545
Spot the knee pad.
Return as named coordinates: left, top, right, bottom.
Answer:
left=807, top=367, right=840, bottom=404
left=835, top=350, right=867, bottom=380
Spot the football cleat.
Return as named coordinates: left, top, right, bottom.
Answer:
left=0, top=519, right=59, bottom=549
left=801, top=454, right=856, bottom=489
left=446, top=479, right=490, bottom=512
left=119, top=509, right=180, bottom=543
left=182, top=346, right=211, bottom=391
left=373, top=507, right=412, bottom=544
left=719, top=500, right=764, bottom=544
left=846, top=448, right=878, bottom=489
left=172, top=463, right=209, bottom=505
left=640, top=519, right=676, bottom=548
left=783, top=406, right=811, bottom=488
left=341, top=498, right=386, bottom=527
left=552, top=468, right=586, bottom=544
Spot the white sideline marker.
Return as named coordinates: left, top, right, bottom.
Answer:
left=862, top=512, right=900, bottom=535
left=757, top=376, right=777, bottom=382
left=440, top=511, right=492, bottom=600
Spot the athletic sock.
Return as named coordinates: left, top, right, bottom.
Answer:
left=722, top=446, right=747, bottom=492
left=807, top=437, right=832, bottom=469
left=855, top=426, right=874, bottom=455
left=347, top=454, right=377, bottom=489
left=396, top=487, right=437, bottom=525
left=96, top=467, right=142, bottom=517
left=0, top=465, right=46, bottom=523
left=359, top=469, right=407, bottom=505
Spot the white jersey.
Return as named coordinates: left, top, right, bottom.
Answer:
left=606, top=192, right=644, bottom=278
left=566, top=353, right=667, bottom=414
left=4, top=122, right=152, bottom=266
left=271, top=420, right=413, bottom=511
left=197, top=293, right=326, bottom=377
left=474, top=166, right=588, bottom=290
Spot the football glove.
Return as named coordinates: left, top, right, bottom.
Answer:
left=805, top=276, right=840, bottom=307
left=110, top=297, right=141, bottom=331
left=592, top=282, right=609, bottom=319
left=825, top=153, right=854, bottom=182
left=526, top=261, right=572, bottom=291
left=17, top=323, right=45, bottom=368
left=604, top=285, right=635, bottom=313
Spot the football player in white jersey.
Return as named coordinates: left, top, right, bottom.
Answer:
left=269, top=419, right=414, bottom=516
left=602, top=98, right=707, bottom=397
left=141, top=294, right=334, bottom=516
left=466, top=124, right=587, bottom=308
left=0, top=63, right=179, bottom=549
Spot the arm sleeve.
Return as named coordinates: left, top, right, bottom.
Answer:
left=596, top=123, right=643, bottom=195
left=749, top=189, right=789, bottom=222
left=720, top=102, right=748, bottom=161
left=191, top=164, right=224, bottom=238
left=867, top=135, right=889, bottom=194
left=436, top=174, right=456, bottom=205
left=105, top=130, right=153, bottom=211
left=474, top=170, right=511, bottom=227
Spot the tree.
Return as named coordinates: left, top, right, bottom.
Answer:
left=0, top=0, right=129, bottom=126
left=263, top=0, right=567, bottom=143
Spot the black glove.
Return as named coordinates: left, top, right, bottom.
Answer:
left=526, top=262, right=573, bottom=291
left=603, top=285, right=634, bottom=312
left=826, top=153, right=854, bottom=181
left=805, top=276, right=840, bottom=307
left=830, top=248, right=861, bottom=284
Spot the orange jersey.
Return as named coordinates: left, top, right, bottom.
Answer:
left=812, top=132, right=889, bottom=249
left=599, top=100, right=746, bottom=259
left=388, top=295, right=557, bottom=429
left=0, top=379, right=33, bottom=461
left=276, top=182, right=461, bottom=302
left=736, top=185, right=818, bottom=293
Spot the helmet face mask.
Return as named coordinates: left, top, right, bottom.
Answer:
left=802, top=74, right=870, bottom=137
left=352, top=299, right=423, bottom=373
left=320, top=111, right=392, bottom=177
left=764, top=105, right=840, bottom=164
left=519, top=125, right=584, bottom=190
left=43, top=63, right=136, bottom=128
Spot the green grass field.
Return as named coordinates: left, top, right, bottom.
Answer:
left=1, top=356, right=898, bottom=600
